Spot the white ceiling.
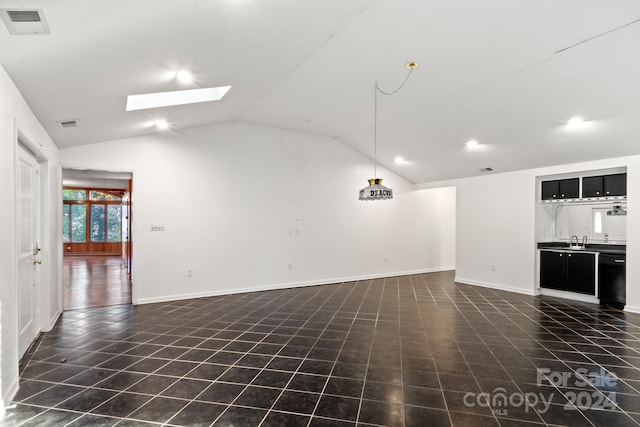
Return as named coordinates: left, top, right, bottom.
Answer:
left=2, top=0, right=640, bottom=184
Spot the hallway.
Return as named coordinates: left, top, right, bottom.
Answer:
left=63, top=255, right=132, bottom=310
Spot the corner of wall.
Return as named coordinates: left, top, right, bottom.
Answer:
left=624, top=305, right=640, bottom=314
left=1, top=377, right=18, bottom=415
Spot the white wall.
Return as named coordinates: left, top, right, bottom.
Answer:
left=416, top=186, right=456, bottom=270
left=0, top=65, right=62, bottom=408
left=60, top=122, right=456, bottom=304
left=449, top=156, right=640, bottom=311
left=454, top=170, right=537, bottom=294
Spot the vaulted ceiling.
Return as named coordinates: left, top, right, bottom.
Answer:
left=2, top=0, right=640, bottom=184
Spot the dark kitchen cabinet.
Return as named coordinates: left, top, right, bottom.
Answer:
left=582, top=175, right=604, bottom=197
left=566, top=252, right=596, bottom=295
left=604, top=173, right=626, bottom=197
left=540, top=250, right=566, bottom=290
left=540, top=250, right=596, bottom=295
left=581, top=173, right=626, bottom=198
left=541, top=181, right=558, bottom=200
left=541, top=178, right=579, bottom=200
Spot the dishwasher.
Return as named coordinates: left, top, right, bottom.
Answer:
left=599, top=254, right=626, bottom=309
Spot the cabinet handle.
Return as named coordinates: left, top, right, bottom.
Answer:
left=568, top=254, right=571, bottom=257
left=559, top=254, right=563, bottom=257
left=615, top=259, right=625, bottom=263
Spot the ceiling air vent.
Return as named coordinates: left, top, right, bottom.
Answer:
left=479, top=167, right=494, bottom=172
left=58, top=120, right=78, bottom=129
left=1, top=8, right=50, bottom=35
left=7, top=10, right=41, bottom=22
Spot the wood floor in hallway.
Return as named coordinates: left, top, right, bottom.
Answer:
left=63, top=255, right=132, bottom=310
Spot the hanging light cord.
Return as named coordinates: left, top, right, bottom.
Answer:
left=373, top=64, right=416, bottom=178
left=377, top=66, right=416, bottom=96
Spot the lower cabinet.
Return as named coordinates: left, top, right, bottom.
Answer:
left=540, top=251, right=566, bottom=291
left=540, top=250, right=596, bottom=295
left=566, top=252, right=596, bottom=295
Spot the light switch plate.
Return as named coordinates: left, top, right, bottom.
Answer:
left=150, top=223, right=165, bottom=231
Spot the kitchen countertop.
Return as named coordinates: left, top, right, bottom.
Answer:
left=537, top=242, right=626, bottom=255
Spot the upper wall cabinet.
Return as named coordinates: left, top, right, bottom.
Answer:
left=582, top=176, right=603, bottom=197
left=582, top=173, right=627, bottom=198
left=604, top=173, right=627, bottom=197
left=541, top=172, right=626, bottom=202
left=541, top=178, right=579, bottom=200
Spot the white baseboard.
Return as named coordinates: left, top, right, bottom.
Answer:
left=454, top=276, right=537, bottom=296
left=46, top=310, right=62, bottom=331
left=624, top=305, right=640, bottom=314
left=2, top=377, right=19, bottom=413
left=136, top=267, right=455, bottom=305
left=538, top=288, right=600, bottom=305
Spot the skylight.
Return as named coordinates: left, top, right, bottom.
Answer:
left=126, top=86, right=231, bottom=111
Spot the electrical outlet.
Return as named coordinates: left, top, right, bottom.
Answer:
left=288, top=264, right=293, bottom=270
left=491, top=264, right=496, bottom=271
left=384, top=256, right=388, bottom=263
left=187, top=269, right=193, bottom=277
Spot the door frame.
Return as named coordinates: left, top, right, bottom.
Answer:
left=60, top=170, right=134, bottom=281
left=16, top=143, right=41, bottom=358
left=13, top=129, right=58, bottom=359
left=3, top=120, right=60, bottom=409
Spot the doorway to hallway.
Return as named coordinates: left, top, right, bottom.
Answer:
left=62, top=169, right=133, bottom=310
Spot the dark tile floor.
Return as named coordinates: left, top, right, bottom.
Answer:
left=5, top=271, right=640, bottom=426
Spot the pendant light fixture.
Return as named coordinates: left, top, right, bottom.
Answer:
left=359, top=62, right=418, bottom=201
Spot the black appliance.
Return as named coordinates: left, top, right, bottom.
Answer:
left=599, top=254, right=626, bottom=309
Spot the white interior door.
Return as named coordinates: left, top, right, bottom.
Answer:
left=17, top=144, right=40, bottom=358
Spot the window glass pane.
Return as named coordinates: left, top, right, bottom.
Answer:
left=63, top=205, right=70, bottom=242
left=90, top=190, right=121, bottom=201
left=63, top=189, right=86, bottom=200
left=593, top=211, right=602, bottom=235
left=71, top=205, right=86, bottom=242
left=107, top=205, right=122, bottom=242
left=91, top=205, right=106, bottom=242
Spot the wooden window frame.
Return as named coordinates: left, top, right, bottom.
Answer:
left=63, top=187, right=124, bottom=243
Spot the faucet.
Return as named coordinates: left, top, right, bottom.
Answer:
left=582, top=235, right=588, bottom=248
left=570, top=235, right=579, bottom=247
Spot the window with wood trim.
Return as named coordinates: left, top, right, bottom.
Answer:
left=63, top=188, right=123, bottom=243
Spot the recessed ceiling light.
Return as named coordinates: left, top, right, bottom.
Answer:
left=566, top=116, right=584, bottom=128
left=155, top=120, right=169, bottom=130
left=175, top=70, right=193, bottom=84
left=126, top=86, right=231, bottom=111
left=394, top=157, right=407, bottom=165
left=466, top=139, right=479, bottom=149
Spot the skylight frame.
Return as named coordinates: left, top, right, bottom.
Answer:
left=126, top=86, right=231, bottom=111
